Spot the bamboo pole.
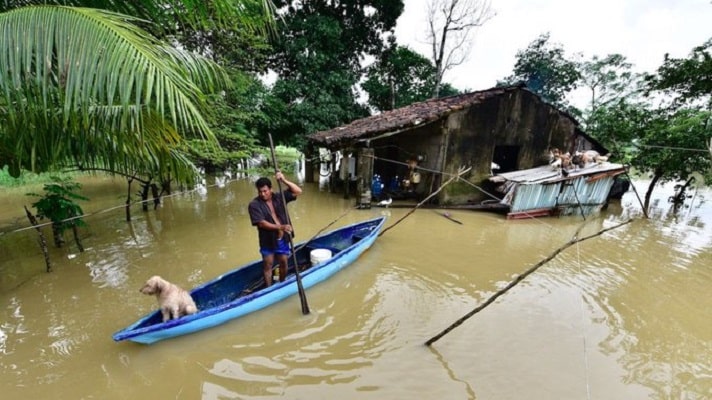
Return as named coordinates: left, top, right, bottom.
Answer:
left=379, top=166, right=471, bottom=237
left=425, top=218, right=633, bottom=346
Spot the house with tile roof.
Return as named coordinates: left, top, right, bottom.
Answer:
left=306, top=84, right=623, bottom=215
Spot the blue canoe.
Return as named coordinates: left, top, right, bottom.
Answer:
left=113, top=216, right=387, bottom=344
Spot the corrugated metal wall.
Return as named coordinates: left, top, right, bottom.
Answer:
left=510, top=175, right=615, bottom=216
left=558, top=176, right=615, bottom=216
left=510, top=183, right=560, bottom=212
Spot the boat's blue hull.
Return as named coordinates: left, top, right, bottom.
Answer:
left=113, top=216, right=386, bottom=344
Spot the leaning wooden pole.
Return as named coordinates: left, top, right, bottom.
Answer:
left=379, top=166, right=471, bottom=237
left=425, top=218, right=633, bottom=346
left=24, top=206, right=52, bottom=272
left=624, top=169, right=649, bottom=219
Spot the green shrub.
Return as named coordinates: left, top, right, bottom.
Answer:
left=27, top=177, right=89, bottom=247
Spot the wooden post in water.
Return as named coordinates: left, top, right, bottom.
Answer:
left=358, top=148, right=374, bottom=208
left=24, top=206, right=52, bottom=272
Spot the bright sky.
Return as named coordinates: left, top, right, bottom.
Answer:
left=395, top=0, right=712, bottom=106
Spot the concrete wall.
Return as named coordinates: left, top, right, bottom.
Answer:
left=440, top=89, right=587, bottom=205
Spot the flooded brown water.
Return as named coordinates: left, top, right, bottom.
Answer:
left=0, top=174, right=710, bottom=399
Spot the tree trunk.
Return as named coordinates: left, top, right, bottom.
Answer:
left=432, top=65, right=443, bottom=98
left=125, top=177, right=133, bottom=222
left=140, top=181, right=150, bottom=212
left=671, top=176, right=696, bottom=211
left=644, top=169, right=662, bottom=213
left=304, top=146, right=315, bottom=184
left=72, top=224, right=84, bottom=252
left=52, top=223, right=65, bottom=247
left=161, top=178, right=171, bottom=195
left=682, top=176, right=695, bottom=191
left=151, top=183, right=161, bottom=209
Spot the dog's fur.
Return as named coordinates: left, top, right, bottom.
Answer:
left=548, top=147, right=572, bottom=171
left=572, top=150, right=609, bottom=168
left=140, top=275, right=198, bottom=322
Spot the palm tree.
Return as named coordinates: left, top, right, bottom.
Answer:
left=0, top=1, right=275, bottom=183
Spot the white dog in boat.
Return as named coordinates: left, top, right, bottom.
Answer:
left=140, top=275, right=198, bottom=322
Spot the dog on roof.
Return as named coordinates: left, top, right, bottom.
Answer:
left=548, top=147, right=572, bottom=170
left=571, top=150, right=610, bottom=168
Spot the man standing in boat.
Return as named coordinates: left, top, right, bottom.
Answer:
left=248, top=171, right=303, bottom=287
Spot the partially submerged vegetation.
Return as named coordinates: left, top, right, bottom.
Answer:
left=0, top=1, right=708, bottom=220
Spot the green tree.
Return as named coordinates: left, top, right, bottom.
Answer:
left=499, top=33, right=581, bottom=113
left=265, top=0, right=404, bottom=148
left=189, top=70, right=271, bottom=171
left=635, top=108, right=712, bottom=211
left=579, top=53, right=647, bottom=137
left=637, top=38, right=712, bottom=210
left=172, top=2, right=276, bottom=73
left=28, top=177, right=88, bottom=248
left=644, top=38, right=712, bottom=108
left=586, top=100, right=646, bottom=164
left=0, top=0, right=277, bottom=43
left=364, top=44, right=435, bottom=112
left=0, top=1, right=275, bottom=185
left=579, top=54, right=642, bottom=113
left=590, top=100, right=711, bottom=213
left=363, top=43, right=462, bottom=112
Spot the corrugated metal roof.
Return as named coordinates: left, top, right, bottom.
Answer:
left=492, top=163, right=626, bottom=184
left=492, top=162, right=627, bottom=218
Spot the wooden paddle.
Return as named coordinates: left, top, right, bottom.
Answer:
left=267, top=134, right=310, bottom=315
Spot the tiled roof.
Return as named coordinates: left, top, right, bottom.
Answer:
left=307, top=85, right=530, bottom=146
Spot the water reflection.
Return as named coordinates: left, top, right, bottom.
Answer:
left=0, top=176, right=710, bottom=399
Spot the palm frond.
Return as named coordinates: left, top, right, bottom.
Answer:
left=0, top=5, right=228, bottom=175
left=0, top=1, right=278, bottom=37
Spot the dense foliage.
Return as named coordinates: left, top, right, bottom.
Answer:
left=27, top=177, right=88, bottom=247
left=582, top=40, right=712, bottom=212
left=0, top=1, right=275, bottom=186
left=264, top=0, right=404, bottom=148
left=579, top=54, right=642, bottom=114
left=644, top=39, right=712, bottom=108
left=498, top=33, right=581, bottom=113
left=0, top=0, right=709, bottom=218
left=363, top=42, right=460, bottom=112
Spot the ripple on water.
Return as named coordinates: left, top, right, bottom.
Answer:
left=202, top=263, right=437, bottom=396
left=85, top=244, right=131, bottom=289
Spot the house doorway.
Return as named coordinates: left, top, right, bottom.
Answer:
left=493, top=145, right=520, bottom=173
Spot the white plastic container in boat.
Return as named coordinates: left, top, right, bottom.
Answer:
left=310, top=249, right=332, bottom=265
